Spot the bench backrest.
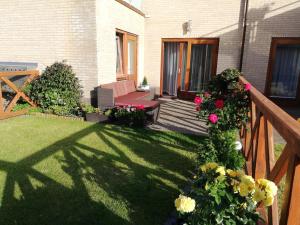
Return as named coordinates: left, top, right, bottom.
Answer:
left=101, top=80, right=136, bottom=98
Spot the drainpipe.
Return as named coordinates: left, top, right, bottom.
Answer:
left=239, top=0, right=249, bottom=72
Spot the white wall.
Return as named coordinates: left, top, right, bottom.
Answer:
left=96, top=0, right=145, bottom=86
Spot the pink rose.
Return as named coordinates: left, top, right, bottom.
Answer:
left=215, top=99, right=224, bottom=109
left=136, top=105, right=145, bottom=110
left=245, top=83, right=251, bottom=91
left=204, top=92, right=211, bottom=98
left=195, top=106, right=201, bottom=111
left=208, top=114, right=218, bottom=124
left=194, top=96, right=203, bottom=105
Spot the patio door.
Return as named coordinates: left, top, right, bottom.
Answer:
left=161, top=38, right=219, bottom=99
left=265, top=38, right=300, bottom=106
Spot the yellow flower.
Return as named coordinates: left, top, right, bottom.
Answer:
left=238, top=175, right=255, bottom=196
left=200, top=162, right=218, bottom=172
left=216, top=166, right=226, bottom=176
left=227, top=169, right=244, bottom=177
left=231, top=179, right=240, bottom=193
left=174, top=195, right=196, bottom=213
left=254, top=179, right=277, bottom=207
left=262, top=194, right=274, bottom=207
left=253, top=188, right=265, bottom=203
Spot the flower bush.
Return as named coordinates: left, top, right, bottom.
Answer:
left=174, top=163, right=277, bottom=225
left=196, top=68, right=250, bottom=134
left=107, top=105, right=146, bottom=127
left=197, top=130, right=245, bottom=170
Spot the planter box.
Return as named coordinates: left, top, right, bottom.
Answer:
left=85, top=113, right=108, bottom=123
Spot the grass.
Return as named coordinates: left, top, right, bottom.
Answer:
left=0, top=116, right=204, bottom=225
left=274, top=143, right=285, bottom=215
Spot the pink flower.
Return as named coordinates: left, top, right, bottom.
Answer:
left=194, top=96, right=203, bottom=105
left=204, top=92, right=211, bottom=98
left=245, top=83, right=252, bottom=91
left=136, top=105, right=145, bottom=110
left=208, top=114, right=218, bottom=124
left=195, top=106, right=201, bottom=111
left=215, top=99, right=224, bottom=109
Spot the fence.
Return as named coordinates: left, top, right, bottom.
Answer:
left=239, top=76, right=300, bottom=225
left=0, top=70, right=39, bottom=120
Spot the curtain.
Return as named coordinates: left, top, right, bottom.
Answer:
left=188, top=44, right=212, bottom=92
left=270, top=45, right=300, bottom=98
left=163, top=42, right=180, bottom=96
left=180, top=43, right=188, bottom=91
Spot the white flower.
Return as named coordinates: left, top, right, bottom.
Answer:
left=235, top=141, right=243, bottom=151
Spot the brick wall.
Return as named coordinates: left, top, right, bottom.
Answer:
left=142, top=0, right=244, bottom=93
left=0, top=0, right=98, bottom=101
left=96, top=0, right=145, bottom=86
left=242, top=0, right=300, bottom=91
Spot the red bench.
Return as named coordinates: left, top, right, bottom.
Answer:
left=97, top=80, right=160, bottom=121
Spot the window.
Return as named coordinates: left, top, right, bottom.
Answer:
left=116, top=30, right=137, bottom=83
left=266, top=38, right=300, bottom=104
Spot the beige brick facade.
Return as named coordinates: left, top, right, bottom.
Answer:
left=142, top=0, right=244, bottom=93
left=96, top=0, right=145, bottom=86
left=0, top=0, right=98, bottom=100
left=0, top=0, right=299, bottom=99
left=242, top=0, right=300, bottom=91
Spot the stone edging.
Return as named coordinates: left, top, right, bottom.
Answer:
left=25, top=112, right=85, bottom=121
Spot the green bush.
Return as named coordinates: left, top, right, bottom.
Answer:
left=197, top=130, right=245, bottom=170
left=81, top=104, right=100, bottom=114
left=27, top=61, right=82, bottom=116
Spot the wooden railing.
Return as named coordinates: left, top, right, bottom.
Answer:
left=239, top=76, right=300, bottom=225
left=0, top=70, right=39, bottom=120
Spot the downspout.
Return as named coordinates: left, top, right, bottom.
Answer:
left=239, top=0, right=249, bottom=72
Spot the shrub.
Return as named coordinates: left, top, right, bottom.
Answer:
left=174, top=163, right=278, bottom=225
left=81, top=104, right=100, bottom=114
left=196, top=68, right=250, bottom=134
left=107, top=105, right=147, bottom=127
left=27, top=61, right=82, bottom=116
left=197, top=130, right=245, bottom=170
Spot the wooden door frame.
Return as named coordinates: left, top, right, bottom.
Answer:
left=160, top=38, right=219, bottom=98
left=265, top=37, right=300, bottom=106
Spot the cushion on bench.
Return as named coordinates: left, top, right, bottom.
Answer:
left=115, top=99, right=160, bottom=110
left=115, top=91, right=151, bottom=102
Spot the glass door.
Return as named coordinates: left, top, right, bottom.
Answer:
left=161, top=38, right=218, bottom=99
left=177, top=39, right=218, bottom=99
left=266, top=38, right=300, bottom=105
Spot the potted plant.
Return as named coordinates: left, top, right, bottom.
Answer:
left=82, top=104, right=107, bottom=122
left=139, top=77, right=150, bottom=91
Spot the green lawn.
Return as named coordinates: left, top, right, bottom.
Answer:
left=0, top=116, right=203, bottom=225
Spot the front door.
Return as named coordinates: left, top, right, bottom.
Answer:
left=161, top=38, right=219, bottom=99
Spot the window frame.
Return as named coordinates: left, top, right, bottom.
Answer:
left=116, top=29, right=138, bottom=84
left=265, top=37, right=300, bottom=105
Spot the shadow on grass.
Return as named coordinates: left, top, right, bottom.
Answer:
left=0, top=123, right=204, bottom=225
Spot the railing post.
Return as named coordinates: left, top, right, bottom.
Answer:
left=255, top=114, right=266, bottom=179
left=285, top=156, right=300, bottom=225
left=0, top=82, right=3, bottom=113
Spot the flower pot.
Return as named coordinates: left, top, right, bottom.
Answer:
left=138, top=85, right=150, bottom=91
left=85, top=113, right=108, bottom=123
